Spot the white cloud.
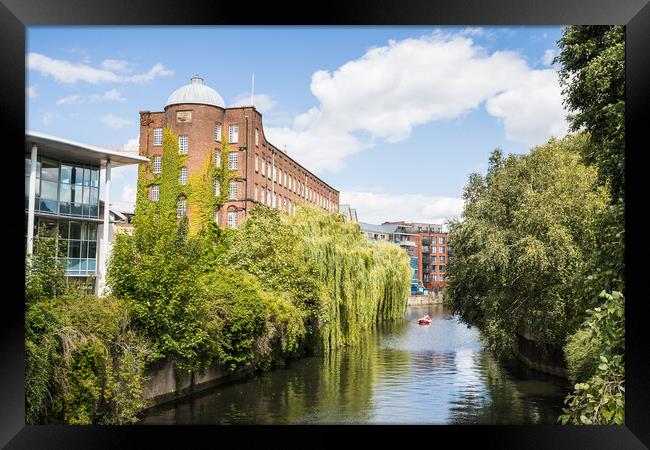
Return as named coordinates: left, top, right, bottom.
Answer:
left=265, top=31, right=568, bottom=174
left=230, top=93, right=278, bottom=113
left=542, top=49, right=556, bottom=66
left=128, top=63, right=174, bottom=83
left=101, top=59, right=131, bottom=72
left=56, top=88, right=126, bottom=106
left=26, top=85, right=37, bottom=98
left=27, top=53, right=174, bottom=84
left=120, top=183, right=137, bottom=202
left=340, top=190, right=464, bottom=225
left=100, top=113, right=131, bottom=129
left=485, top=70, right=569, bottom=144
left=124, top=136, right=140, bottom=150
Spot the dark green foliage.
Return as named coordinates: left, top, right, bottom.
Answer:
left=559, top=291, right=624, bottom=425
left=25, top=292, right=151, bottom=424
left=555, top=25, right=625, bottom=425
left=25, top=226, right=67, bottom=305
left=556, top=25, right=625, bottom=203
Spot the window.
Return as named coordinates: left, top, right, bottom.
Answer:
left=152, top=156, right=162, bottom=174
left=254, top=184, right=258, bottom=202
left=227, top=211, right=237, bottom=228
left=215, top=179, right=220, bottom=196
left=229, top=181, right=238, bottom=200
left=214, top=208, right=219, bottom=225
left=273, top=192, right=277, bottom=208
left=255, top=155, right=259, bottom=172
left=267, top=162, right=272, bottom=179
left=255, top=128, right=259, bottom=146
left=440, top=256, right=446, bottom=263
left=267, top=189, right=271, bottom=206
left=176, top=198, right=187, bottom=218
left=178, top=136, right=188, bottom=155
left=229, top=152, right=238, bottom=170
left=284, top=172, right=287, bottom=188
left=229, top=124, right=239, bottom=143
left=151, top=185, right=160, bottom=202
left=179, top=167, right=188, bottom=185
left=214, top=149, right=221, bottom=167
left=439, top=246, right=445, bottom=254
left=273, top=165, right=277, bottom=183
left=215, top=123, right=222, bottom=141
left=153, top=128, right=163, bottom=146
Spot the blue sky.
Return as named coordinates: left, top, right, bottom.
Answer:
left=26, top=26, right=566, bottom=224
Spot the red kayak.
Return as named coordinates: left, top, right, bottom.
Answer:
left=417, top=315, right=432, bottom=325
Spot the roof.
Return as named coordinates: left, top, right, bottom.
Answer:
left=359, top=222, right=399, bottom=234
left=166, top=75, right=225, bottom=108
left=26, top=131, right=149, bottom=168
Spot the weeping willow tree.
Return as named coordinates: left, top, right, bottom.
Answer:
left=219, top=204, right=411, bottom=353
left=287, top=206, right=411, bottom=351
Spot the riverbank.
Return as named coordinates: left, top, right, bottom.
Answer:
left=407, top=294, right=444, bottom=306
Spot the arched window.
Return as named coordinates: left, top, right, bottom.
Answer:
left=227, top=210, right=237, bottom=228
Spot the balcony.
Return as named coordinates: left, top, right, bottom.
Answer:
left=422, top=257, right=432, bottom=264
left=422, top=246, right=430, bottom=253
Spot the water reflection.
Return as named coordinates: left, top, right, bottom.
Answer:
left=142, top=304, right=568, bottom=425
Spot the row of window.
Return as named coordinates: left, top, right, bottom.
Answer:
left=151, top=151, right=239, bottom=176
left=152, top=124, right=240, bottom=148
left=423, top=265, right=447, bottom=272
left=254, top=155, right=334, bottom=211
left=150, top=179, right=239, bottom=202
left=424, top=274, right=445, bottom=282
left=27, top=217, right=98, bottom=276
left=174, top=197, right=238, bottom=228
left=25, top=157, right=100, bottom=218
left=424, top=246, right=447, bottom=254
left=253, top=184, right=297, bottom=213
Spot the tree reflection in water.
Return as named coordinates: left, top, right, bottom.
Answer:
left=142, top=305, right=568, bottom=425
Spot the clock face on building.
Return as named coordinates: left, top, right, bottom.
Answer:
left=176, top=111, right=192, bottom=123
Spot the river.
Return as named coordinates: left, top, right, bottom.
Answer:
left=141, top=304, right=570, bottom=424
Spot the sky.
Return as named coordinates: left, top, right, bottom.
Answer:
left=26, top=26, right=567, bottom=225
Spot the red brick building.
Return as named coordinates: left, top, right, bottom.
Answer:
left=360, top=221, right=449, bottom=293
left=138, top=75, right=339, bottom=227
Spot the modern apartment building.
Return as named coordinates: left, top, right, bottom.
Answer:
left=25, top=131, right=148, bottom=294
left=138, top=75, right=339, bottom=228
left=360, top=221, right=449, bottom=294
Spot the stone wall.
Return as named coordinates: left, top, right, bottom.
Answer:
left=141, top=358, right=247, bottom=409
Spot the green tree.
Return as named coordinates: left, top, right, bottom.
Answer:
left=446, top=134, right=608, bottom=356
left=555, top=25, right=625, bottom=425
left=555, top=25, right=624, bottom=203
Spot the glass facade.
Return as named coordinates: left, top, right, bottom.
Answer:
left=27, top=217, right=98, bottom=277
left=25, top=156, right=100, bottom=218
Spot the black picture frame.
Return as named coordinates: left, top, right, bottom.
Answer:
left=3, top=0, right=648, bottom=448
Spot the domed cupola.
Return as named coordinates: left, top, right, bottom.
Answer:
left=165, top=75, right=226, bottom=108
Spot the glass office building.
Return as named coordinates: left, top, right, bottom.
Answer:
left=25, top=131, right=148, bottom=293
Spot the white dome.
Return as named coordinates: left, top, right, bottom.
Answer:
left=165, top=75, right=225, bottom=108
